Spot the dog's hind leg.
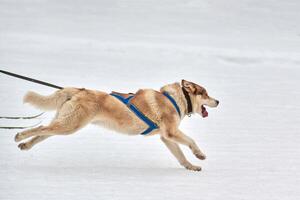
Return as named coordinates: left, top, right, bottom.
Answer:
left=18, top=135, right=52, bottom=150
left=15, top=103, right=94, bottom=142
left=161, top=136, right=202, bottom=171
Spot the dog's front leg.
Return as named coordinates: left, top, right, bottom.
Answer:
left=160, top=136, right=201, bottom=171
left=163, top=129, right=206, bottom=161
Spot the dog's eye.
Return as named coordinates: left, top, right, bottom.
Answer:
left=196, top=91, right=202, bottom=95
left=197, top=89, right=208, bottom=98
left=196, top=89, right=204, bottom=95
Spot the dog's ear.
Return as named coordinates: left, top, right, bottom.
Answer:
left=182, top=79, right=197, bottom=94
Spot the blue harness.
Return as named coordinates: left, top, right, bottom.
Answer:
left=110, top=92, right=181, bottom=135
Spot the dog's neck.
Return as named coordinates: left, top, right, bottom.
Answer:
left=160, top=82, right=191, bottom=118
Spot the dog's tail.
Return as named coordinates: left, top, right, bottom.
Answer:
left=23, top=88, right=79, bottom=111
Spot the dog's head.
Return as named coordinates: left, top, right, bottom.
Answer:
left=182, top=79, right=219, bottom=117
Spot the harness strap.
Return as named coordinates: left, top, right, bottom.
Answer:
left=162, top=92, right=181, bottom=117
left=110, top=93, right=158, bottom=135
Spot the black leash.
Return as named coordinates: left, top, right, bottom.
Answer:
left=0, top=69, right=63, bottom=89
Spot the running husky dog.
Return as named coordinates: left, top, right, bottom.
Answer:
left=15, top=80, right=219, bottom=171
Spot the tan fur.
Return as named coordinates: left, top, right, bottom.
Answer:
left=15, top=80, right=219, bottom=171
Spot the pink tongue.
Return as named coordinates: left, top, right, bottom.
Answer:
left=202, top=106, right=208, bottom=118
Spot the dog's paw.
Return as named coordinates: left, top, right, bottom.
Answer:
left=182, top=162, right=202, bottom=171
left=18, top=143, right=31, bottom=151
left=14, top=133, right=23, bottom=142
left=185, top=164, right=202, bottom=171
left=195, top=152, right=206, bottom=160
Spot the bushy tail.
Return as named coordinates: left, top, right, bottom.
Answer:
left=23, top=88, right=79, bottom=111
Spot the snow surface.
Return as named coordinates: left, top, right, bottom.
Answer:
left=0, top=0, right=300, bottom=199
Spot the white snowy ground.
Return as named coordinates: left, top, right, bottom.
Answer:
left=0, top=0, right=300, bottom=199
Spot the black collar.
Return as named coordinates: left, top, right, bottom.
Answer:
left=182, top=87, right=193, bottom=116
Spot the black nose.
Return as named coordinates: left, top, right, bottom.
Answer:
left=216, top=100, right=219, bottom=105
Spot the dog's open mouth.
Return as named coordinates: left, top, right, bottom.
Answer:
left=201, top=105, right=208, bottom=118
